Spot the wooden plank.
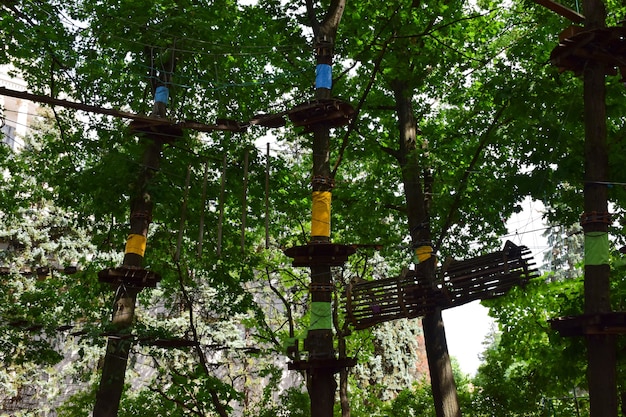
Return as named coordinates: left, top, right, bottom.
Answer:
left=535, top=0, right=585, bottom=24
left=0, top=86, right=242, bottom=132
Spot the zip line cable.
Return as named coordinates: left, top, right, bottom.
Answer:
left=7, top=108, right=626, bottom=199
left=0, top=17, right=604, bottom=260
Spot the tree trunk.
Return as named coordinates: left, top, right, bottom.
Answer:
left=92, top=139, right=162, bottom=417
left=422, top=309, right=461, bottom=417
left=581, top=1, right=617, bottom=416
left=93, top=59, right=170, bottom=416
left=392, top=80, right=461, bottom=417
left=303, top=3, right=346, bottom=417
left=337, top=325, right=350, bottom=417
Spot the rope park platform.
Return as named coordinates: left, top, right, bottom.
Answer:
left=344, top=241, right=539, bottom=330
left=551, top=25, right=626, bottom=79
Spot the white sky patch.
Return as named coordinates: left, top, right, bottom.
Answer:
left=444, top=197, right=549, bottom=376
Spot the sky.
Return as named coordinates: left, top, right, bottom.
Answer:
left=442, top=198, right=549, bottom=375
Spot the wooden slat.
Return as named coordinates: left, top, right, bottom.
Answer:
left=534, top=0, right=585, bottom=24
left=344, top=241, right=539, bottom=329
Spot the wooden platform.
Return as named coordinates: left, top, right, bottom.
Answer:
left=550, top=312, right=626, bottom=337
left=345, top=272, right=445, bottom=330
left=551, top=26, right=626, bottom=78
left=441, top=241, right=537, bottom=307
left=344, top=241, right=538, bottom=330
left=98, top=266, right=161, bottom=288
left=287, top=99, right=355, bottom=132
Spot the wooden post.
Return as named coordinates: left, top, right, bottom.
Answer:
left=93, top=50, right=174, bottom=417
left=217, top=154, right=227, bottom=258
left=306, top=37, right=337, bottom=417
left=197, top=160, right=209, bottom=258
left=175, top=165, right=191, bottom=262
left=581, top=1, right=617, bottom=415
left=241, top=149, right=249, bottom=252
left=93, top=138, right=164, bottom=417
left=265, top=143, right=270, bottom=249
left=302, top=2, right=346, bottom=414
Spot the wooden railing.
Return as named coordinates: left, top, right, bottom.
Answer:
left=344, top=241, right=538, bottom=330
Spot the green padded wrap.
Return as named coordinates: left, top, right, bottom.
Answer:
left=585, top=232, right=609, bottom=266
left=309, top=301, right=332, bottom=330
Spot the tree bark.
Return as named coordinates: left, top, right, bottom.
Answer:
left=581, top=1, right=617, bottom=416
left=93, top=51, right=172, bottom=416
left=392, top=80, right=461, bottom=417
left=302, top=2, right=346, bottom=417
left=92, top=140, right=162, bottom=417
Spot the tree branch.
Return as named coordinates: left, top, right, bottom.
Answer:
left=149, top=386, right=204, bottom=416
left=332, top=38, right=391, bottom=177
left=380, top=144, right=401, bottom=162
left=320, top=0, right=346, bottom=36
left=175, top=262, right=230, bottom=417
left=306, top=0, right=346, bottom=38
left=434, top=103, right=510, bottom=251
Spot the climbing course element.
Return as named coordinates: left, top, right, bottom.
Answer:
left=311, top=190, right=332, bottom=238
left=98, top=266, right=161, bottom=289
left=283, top=242, right=355, bottom=268
left=441, top=240, right=537, bottom=305
left=344, top=241, right=539, bottom=330
left=551, top=26, right=626, bottom=80
left=345, top=270, right=445, bottom=330
left=288, top=99, right=355, bottom=133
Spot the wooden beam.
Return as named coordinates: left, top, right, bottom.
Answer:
left=0, top=86, right=243, bottom=132
left=535, top=0, right=585, bottom=23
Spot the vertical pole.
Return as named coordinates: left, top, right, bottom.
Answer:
left=241, top=149, right=249, bottom=252
left=265, top=142, right=270, bottom=249
left=94, top=53, right=173, bottom=416
left=581, top=1, right=617, bottom=415
left=305, top=34, right=336, bottom=417
left=175, top=165, right=191, bottom=262
left=216, top=154, right=227, bottom=258
left=197, top=160, right=209, bottom=258
left=93, top=139, right=163, bottom=417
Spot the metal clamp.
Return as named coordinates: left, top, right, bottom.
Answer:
left=309, top=282, right=335, bottom=292
left=311, top=175, right=335, bottom=189
left=131, top=210, right=152, bottom=223
left=580, top=211, right=611, bottom=226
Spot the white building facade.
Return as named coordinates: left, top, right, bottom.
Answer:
left=0, top=65, right=38, bottom=151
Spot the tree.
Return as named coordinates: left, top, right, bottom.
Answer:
left=474, top=276, right=588, bottom=416
left=1, top=1, right=313, bottom=414
left=5, top=0, right=626, bottom=416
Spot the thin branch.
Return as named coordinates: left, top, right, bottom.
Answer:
left=360, top=252, right=370, bottom=281
left=380, top=144, right=401, bottom=162
left=425, top=32, right=485, bottom=63
left=266, top=266, right=295, bottom=341
left=175, top=262, right=230, bottom=417
left=332, top=38, right=391, bottom=177
left=305, top=0, right=321, bottom=35
left=393, top=10, right=498, bottom=40
left=434, top=103, right=510, bottom=250
left=149, top=386, right=204, bottom=416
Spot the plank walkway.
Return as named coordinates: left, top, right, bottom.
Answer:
left=345, top=241, right=538, bottom=330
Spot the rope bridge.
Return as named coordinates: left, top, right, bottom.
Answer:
left=344, top=241, right=539, bottom=330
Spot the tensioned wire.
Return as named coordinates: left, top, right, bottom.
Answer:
left=8, top=109, right=626, bottom=206
left=20, top=0, right=308, bottom=54
left=4, top=4, right=596, bottom=245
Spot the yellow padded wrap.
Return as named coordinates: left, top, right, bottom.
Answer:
left=125, top=234, right=147, bottom=257
left=311, top=191, right=331, bottom=237
left=415, top=246, right=433, bottom=263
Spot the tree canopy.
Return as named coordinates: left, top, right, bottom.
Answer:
left=2, top=0, right=626, bottom=416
